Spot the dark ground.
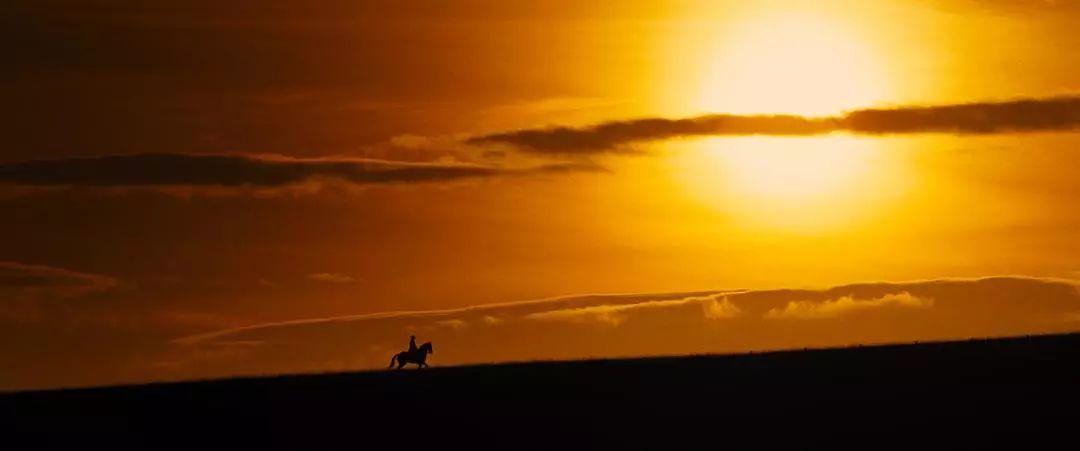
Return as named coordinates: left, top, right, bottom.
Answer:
left=4, top=333, right=1080, bottom=450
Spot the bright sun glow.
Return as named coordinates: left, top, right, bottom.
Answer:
left=669, top=136, right=909, bottom=232
left=717, top=137, right=872, bottom=201
left=696, top=10, right=889, bottom=117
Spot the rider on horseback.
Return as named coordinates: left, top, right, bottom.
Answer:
left=391, top=335, right=434, bottom=369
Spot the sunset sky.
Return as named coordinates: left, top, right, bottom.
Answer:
left=3, top=0, right=1080, bottom=390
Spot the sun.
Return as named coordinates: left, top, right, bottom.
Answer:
left=656, top=9, right=901, bottom=232
left=696, top=10, right=889, bottom=117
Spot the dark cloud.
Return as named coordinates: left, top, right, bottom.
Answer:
left=165, top=277, right=1080, bottom=382
left=0, top=153, right=600, bottom=189
left=468, top=96, right=1080, bottom=153
left=939, top=0, right=1080, bottom=16
left=467, top=115, right=833, bottom=154
left=842, top=96, right=1080, bottom=134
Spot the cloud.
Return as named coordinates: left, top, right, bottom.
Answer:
left=524, top=294, right=743, bottom=326
left=765, top=292, right=933, bottom=319
left=940, top=0, right=1080, bottom=16
left=307, top=273, right=356, bottom=284
left=841, top=96, right=1080, bottom=134
left=436, top=319, right=468, bottom=330
left=702, top=296, right=742, bottom=319
left=467, top=115, right=832, bottom=154
left=525, top=305, right=633, bottom=326
left=467, top=96, right=1080, bottom=153
left=0, top=261, right=118, bottom=298
left=0, top=153, right=602, bottom=190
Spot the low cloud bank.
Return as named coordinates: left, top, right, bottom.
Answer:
left=164, top=277, right=1080, bottom=382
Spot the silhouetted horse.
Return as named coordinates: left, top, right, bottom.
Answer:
left=389, top=342, right=433, bottom=369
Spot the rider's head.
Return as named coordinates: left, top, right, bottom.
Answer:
left=410, top=335, right=415, bottom=340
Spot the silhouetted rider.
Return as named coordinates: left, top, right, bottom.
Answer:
left=408, top=335, right=417, bottom=354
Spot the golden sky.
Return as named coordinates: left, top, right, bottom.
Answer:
left=2, top=0, right=1080, bottom=390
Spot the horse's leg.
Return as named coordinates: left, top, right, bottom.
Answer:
left=397, top=359, right=407, bottom=369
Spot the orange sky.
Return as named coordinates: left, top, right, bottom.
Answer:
left=2, top=0, right=1080, bottom=390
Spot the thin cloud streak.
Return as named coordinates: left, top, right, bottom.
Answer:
left=175, top=276, right=1080, bottom=346
left=0, top=261, right=118, bottom=297
left=0, top=153, right=603, bottom=189
left=173, top=290, right=739, bottom=345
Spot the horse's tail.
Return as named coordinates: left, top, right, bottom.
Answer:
left=388, top=353, right=397, bottom=369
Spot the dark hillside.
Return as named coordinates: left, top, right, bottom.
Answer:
left=5, top=333, right=1080, bottom=450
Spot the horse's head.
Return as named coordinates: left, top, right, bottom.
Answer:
left=420, top=342, right=434, bottom=354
